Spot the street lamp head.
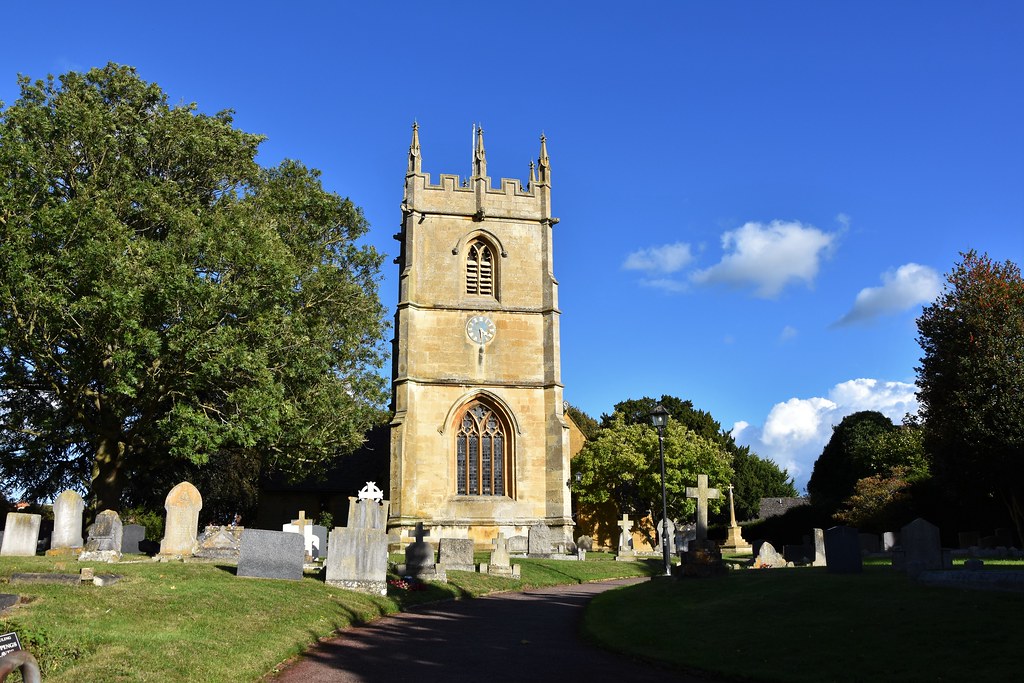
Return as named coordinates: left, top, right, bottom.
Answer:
left=650, top=404, right=669, bottom=429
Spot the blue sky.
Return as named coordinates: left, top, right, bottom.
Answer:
left=3, top=2, right=1022, bottom=492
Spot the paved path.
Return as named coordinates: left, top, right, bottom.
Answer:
left=269, top=578, right=714, bottom=682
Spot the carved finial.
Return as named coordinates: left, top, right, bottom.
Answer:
left=408, top=121, right=421, bottom=175
left=529, top=160, right=536, bottom=187
left=537, top=133, right=550, bottom=185
left=473, top=125, right=487, bottom=178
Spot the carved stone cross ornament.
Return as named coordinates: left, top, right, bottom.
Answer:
left=357, top=481, right=385, bottom=502
left=685, top=474, right=721, bottom=542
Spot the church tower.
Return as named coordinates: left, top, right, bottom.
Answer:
left=388, top=124, right=572, bottom=547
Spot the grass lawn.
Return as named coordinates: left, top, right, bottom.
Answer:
left=0, top=553, right=656, bottom=682
left=583, top=563, right=1024, bottom=681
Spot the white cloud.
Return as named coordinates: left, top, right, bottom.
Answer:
left=691, top=220, right=837, bottom=298
left=637, top=277, right=689, bottom=293
left=732, top=378, right=919, bottom=493
left=779, top=325, right=798, bottom=342
left=622, top=242, right=694, bottom=274
left=835, top=263, right=941, bottom=326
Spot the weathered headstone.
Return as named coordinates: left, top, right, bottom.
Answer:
left=485, top=533, right=519, bottom=578
left=753, top=541, right=789, bottom=568
left=656, top=517, right=676, bottom=555
left=438, top=538, right=476, bottom=571
left=159, top=481, right=203, bottom=557
left=0, top=513, right=41, bottom=557
left=121, top=524, right=147, bottom=554
left=398, top=523, right=445, bottom=582
left=812, top=528, right=826, bottom=566
left=824, top=525, right=863, bottom=574
left=528, top=523, right=552, bottom=557
left=507, top=535, right=528, bottom=554
left=882, top=531, right=900, bottom=552
left=615, top=514, right=635, bottom=561
left=237, top=529, right=304, bottom=580
left=685, top=474, right=721, bottom=542
left=898, top=517, right=947, bottom=578
left=50, top=490, right=85, bottom=550
left=79, top=510, right=123, bottom=562
left=324, top=491, right=391, bottom=595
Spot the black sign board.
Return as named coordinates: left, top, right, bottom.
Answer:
left=0, top=632, right=21, bottom=657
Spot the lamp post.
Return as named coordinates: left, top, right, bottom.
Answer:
left=650, top=404, right=671, bottom=576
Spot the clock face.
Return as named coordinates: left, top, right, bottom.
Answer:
left=466, top=315, right=496, bottom=344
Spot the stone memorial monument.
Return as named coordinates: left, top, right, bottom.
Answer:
left=79, top=509, right=123, bottom=562
left=615, top=514, right=635, bottom=561
left=49, top=490, right=85, bottom=553
left=0, top=513, right=41, bottom=557
left=160, top=481, right=203, bottom=557
left=719, top=485, right=752, bottom=553
left=325, top=483, right=390, bottom=595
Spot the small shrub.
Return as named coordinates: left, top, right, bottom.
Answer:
left=120, top=505, right=165, bottom=542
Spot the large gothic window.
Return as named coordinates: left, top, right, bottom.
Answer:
left=466, top=239, right=494, bottom=296
left=455, top=402, right=509, bottom=496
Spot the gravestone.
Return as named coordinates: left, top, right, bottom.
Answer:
left=50, top=490, right=85, bottom=550
left=121, top=524, right=147, bottom=554
left=237, top=529, right=304, bottom=580
left=812, top=528, right=826, bottom=567
left=685, top=474, right=721, bottom=542
left=485, top=533, right=519, bottom=578
left=656, top=517, right=676, bottom=555
left=507, top=535, right=528, bottom=554
left=79, top=510, right=123, bottom=562
left=824, top=525, right=863, bottom=574
left=398, top=523, right=445, bottom=582
left=576, top=535, right=593, bottom=552
left=0, top=513, right=41, bottom=557
left=615, top=514, right=635, bottom=561
left=159, top=481, right=203, bottom=556
left=882, top=531, right=900, bottom=552
left=528, top=523, right=552, bottom=557
left=195, top=525, right=243, bottom=561
left=324, top=491, right=390, bottom=595
left=438, top=538, right=476, bottom=571
left=897, top=517, right=948, bottom=578
left=282, top=511, right=328, bottom=561
left=753, top=541, right=790, bottom=568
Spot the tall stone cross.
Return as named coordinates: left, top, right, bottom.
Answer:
left=617, top=513, right=633, bottom=552
left=412, top=522, right=430, bottom=543
left=685, top=475, right=721, bottom=542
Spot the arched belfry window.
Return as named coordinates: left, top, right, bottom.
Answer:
left=466, top=239, right=494, bottom=296
left=455, top=401, right=511, bottom=496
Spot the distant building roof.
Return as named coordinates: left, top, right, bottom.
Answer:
left=759, top=496, right=810, bottom=519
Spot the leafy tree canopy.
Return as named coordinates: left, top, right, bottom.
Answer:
left=599, top=395, right=795, bottom=520
left=573, top=411, right=733, bottom=543
left=0, top=64, right=390, bottom=513
left=916, top=250, right=1024, bottom=541
left=806, top=411, right=896, bottom=513
left=564, top=402, right=600, bottom=441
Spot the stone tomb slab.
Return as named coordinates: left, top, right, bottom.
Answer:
left=237, top=529, right=305, bottom=581
left=80, top=509, right=123, bottom=562
left=325, top=527, right=389, bottom=595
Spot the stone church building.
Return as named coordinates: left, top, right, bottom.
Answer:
left=387, top=124, right=573, bottom=548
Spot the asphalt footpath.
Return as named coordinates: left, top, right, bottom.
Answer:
left=267, top=577, right=716, bottom=682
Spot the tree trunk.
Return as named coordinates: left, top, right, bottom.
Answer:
left=90, top=436, right=126, bottom=513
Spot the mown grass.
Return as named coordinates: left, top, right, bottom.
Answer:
left=0, top=554, right=656, bottom=682
left=583, top=564, right=1024, bottom=681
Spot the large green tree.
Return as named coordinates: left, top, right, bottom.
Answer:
left=0, top=64, right=389, bottom=512
left=573, top=411, right=733, bottom=544
left=916, top=251, right=1024, bottom=542
left=806, top=411, right=895, bottom=513
left=602, top=395, right=795, bottom=520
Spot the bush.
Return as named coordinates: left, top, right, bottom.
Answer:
left=120, top=506, right=165, bottom=542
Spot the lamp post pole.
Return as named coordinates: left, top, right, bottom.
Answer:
left=651, top=405, right=672, bottom=577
